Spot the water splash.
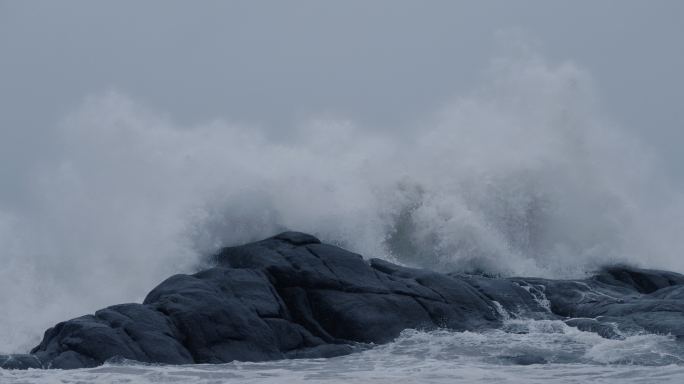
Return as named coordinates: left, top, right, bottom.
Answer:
left=2, top=33, right=684, bottom=353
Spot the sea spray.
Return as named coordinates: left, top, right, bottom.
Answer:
left=2, top=36, right=684, bottom=354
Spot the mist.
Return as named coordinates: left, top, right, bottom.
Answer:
left=1, top=32, right=684, bottom=353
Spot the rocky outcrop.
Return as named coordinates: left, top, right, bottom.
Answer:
left=4, top=232, right=684, bottom=369
left=512, top=267, right=684, bottom=340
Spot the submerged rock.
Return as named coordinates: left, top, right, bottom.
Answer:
left=0, top=354, right=44, bottom=370
left=509, top=355, right=548, bottom=365
left=8, top=232, right=684, bottom=369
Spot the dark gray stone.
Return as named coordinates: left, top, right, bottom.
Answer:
left=0, top=354, right=43, bottom=370
left=512, top=268, right=684, bottom=339
left=595, top=267, right=684, bottom=294
left=455, top=274, right=556, bottom=320
left=14, top=231, right=684, bottom=370
left=306, top=289, right=435, bottom=344
left=29, top=303, right=193, bottom=369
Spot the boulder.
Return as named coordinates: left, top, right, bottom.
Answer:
left=6, top=231, right=684, bottom=370
left=23, top=232, right=511, bottom=369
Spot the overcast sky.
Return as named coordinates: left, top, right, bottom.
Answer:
left=1, top=0, right=683, bottom=207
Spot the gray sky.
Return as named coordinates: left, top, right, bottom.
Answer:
left=1, top=0, right=683, bottom=207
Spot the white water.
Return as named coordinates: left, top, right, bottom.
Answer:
left=3, top=320, right=684, bottom=383
left=2, top=33, right=684, bottom=381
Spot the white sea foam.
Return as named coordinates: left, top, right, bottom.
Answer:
left=2, top=33, right=684, bottom=355
left=3, top=321, right=684, bottom=383
left=516, top=284, right=552, bottom=312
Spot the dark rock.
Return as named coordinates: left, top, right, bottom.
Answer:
left=455, top=274, right=558, bottom=320
left=143, top=268, right=287, bottom=364
left=512, top=267, right=684, bottom=339
left=14, top=231, right=684, bottom=370
left=30, top=303, right=193, bottom=369
left=277, top=286, right=341, bottom=343
left=215, top=233, right=507, bottom=344
left=0, top=354, right=44, bottom=370
left=306, top=289, right=435, bottom=344
left=595, top=267, right=684, bottom=294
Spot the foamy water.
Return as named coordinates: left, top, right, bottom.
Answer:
left=4, top=320, right=684, bottom=383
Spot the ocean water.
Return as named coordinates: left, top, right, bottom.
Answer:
left=4, top=320, right=684, bottom=383
left=2, top=35, right=684, bottom=382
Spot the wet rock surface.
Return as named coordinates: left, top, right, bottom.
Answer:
left=511, top=267, right=684, bottom=339
left=9, top=232, right=684, bottom=369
